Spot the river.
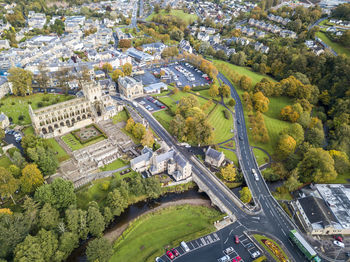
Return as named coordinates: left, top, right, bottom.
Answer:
left=67, top=188, right=210, bottom=262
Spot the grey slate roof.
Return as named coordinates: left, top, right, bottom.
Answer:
left=206, top=146, right=224, bottom=161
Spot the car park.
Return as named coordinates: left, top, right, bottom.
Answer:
left=166, top=251, right=174, bottom=259
left=171, top=248, right=179, bottom=257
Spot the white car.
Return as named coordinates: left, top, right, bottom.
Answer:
left=251, top=251, right=261, bottom=258
left=334, top=240, right=345, bottom=248
left=224, top=247, right=234, bottom=255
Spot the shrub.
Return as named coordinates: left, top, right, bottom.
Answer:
left=223, top=109, right=230, bottom=119
left=18, top=115, right=24, bottom=121
left=11, top=101, right=15, bottom=105
left=42, top=96, right=50, bottom=102
left=37, top=101, right=44, bottom=108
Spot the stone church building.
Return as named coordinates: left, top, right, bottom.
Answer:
left=29, top=80, right=123, bottom=138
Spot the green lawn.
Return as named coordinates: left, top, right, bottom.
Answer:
left=316, top=31, right=350, bottom=57
left=0, top=94, right=74, bottom=125
left=46, top=138, right=70, bottom=162
left=61, top=133, right=105, bottom=151
left=146, top=9, right=198, bottom=25
left=328, top=171, right=350, bottom=184
left=100, top=158, right=128, bottom=171
left=253, top=234, right=290, bottom=262
left=153, top=110, right=172, bottom=132
left=22, top=126, right=34, bottom=136
left=218, top=148, right=238, bottom=166
left=112, top=110, right=128, bottom=124
left=207, top=105, right=233, bottom=144
left=112, top=205, right=223, bottom=262
left=0, top=155, right=12, bottom=168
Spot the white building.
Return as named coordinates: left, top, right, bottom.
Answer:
left=118, top=76, right=143, bottom=99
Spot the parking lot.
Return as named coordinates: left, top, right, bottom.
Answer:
left=135, top=96, right=166, bottom=113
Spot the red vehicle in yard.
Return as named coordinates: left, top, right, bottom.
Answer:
left=234, top=235, right=239, bottom=244
left=166, top=251, right=174, bottom=259
left=171, top=248, right=179, bottom=257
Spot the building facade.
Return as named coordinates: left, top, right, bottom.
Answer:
left=118, top=76, right=143, bottom=99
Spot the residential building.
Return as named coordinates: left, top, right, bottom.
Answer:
left=0, top=112, right=9, bottom=129
left=179, top=39, right=193, bottom=53
left=205, top=146, right=225, bottom=167
left=142, top=42, right=167, bottom=54
left=27, top=11, right=46, bottom=29
left=0, top=40, right=10, bottom=49
left=118, top=76, right=143, bottom=99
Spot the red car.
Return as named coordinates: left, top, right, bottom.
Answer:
left=171, top=248, right=179, bottom=257
left=334, top=236, right=343, bottom=242
left=234, top=235, right=239, bottom=244
left=160, top=105, right=166, bottom=109
left=235, top=256, right=242, bottom=262
left=166, top=251, right=174, bottom=259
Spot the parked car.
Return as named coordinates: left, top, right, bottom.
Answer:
left=218, top=255, right=230, bottom=262
left=166, top=251, right=174, bottom=259
left=235, top=256, right=242, bottom=262
left=171, top=248, right=179, bottom=257
left=155, top=257, right=165, bottom=262
left=334, top=236, right=343, bottom=242
left=234, top=235, right=239, bottom=244
left=224, top=247, right=234, bottom=255
left=251, top=251, right=261, bottom=258
left=181, top=241, right=190, bottom=252
left=334, top=240, right=345, bottom=248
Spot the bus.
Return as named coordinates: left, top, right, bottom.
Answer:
left=289, top=230, right=321, bottom=262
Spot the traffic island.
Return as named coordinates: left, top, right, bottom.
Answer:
left=252, top=233, right=290, bottom=262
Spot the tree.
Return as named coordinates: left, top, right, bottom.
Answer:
left=161, top=46, right=179, bottom=58
left=297, top=148, right=337, bottom=183
left=253, top=92, right=270, bottom=113
left=239, top=187, right=252, bottom=203
left=132, top=123, right=146, bottom=140
left=87, top=202, right=105, bottom=237
left=165, top=4, right=172, bottom=13
left=280, top=105, right=299, bottom=123
left=329, top=150, right=350, bottom=174
left=228, top=98, right=236, bottom=107
left=14, top=229, right=58, bottom=262
left=35, top=64, right=50, bottom=91
left=220, top=164, right=236, bottom=182
left=125, top=118, right=135, bottom=133
left=86, top=237, right=113, bottom=262
left=8, top=67, right=33, bottom=96
left=284, top=123, right=304, bottom=145
left=111, top=69, right=124, bottom=82
left=219, top=84, right=231, bottom=98
left=209, top=85, right=219, bottom=97
left=55, top=68, right=70, bottom=94
left=38, top=203, right=59, bottom=230
left=183, top=85, right=191, bottom=92
left=118, top=39, right=132, bottom=48
left=102, top=63, right=113, bottom=73
left=154, top=4, right=160, bottom=13
left=239, top=75, right=252, bottom=91
left=143, top=177, right=162, bottom=199
left=305, top=127, right=325, bottom=147
left=56, top=232, right=79, bottom=261
left=170, top=28, right=184, bottom=41
left=20, top=164, right=44, bottom=193
left=0, top=167, right=19, bottom=204
left=230, top=51, right=246, bottom=66
left=34, top=178, right=76, bottom=211
left=65, top=208, right=89, bottom=240
left=50, top=19, right=65, bottom=35
left=276, top=134, right=296, bottom=159
left=284, top=170, right=302, bottom=192
left=106, top=189, right=128, bottom=216
left=141, top=129, right=154, bottom=148
left=122, top=63, right=132, bottom=76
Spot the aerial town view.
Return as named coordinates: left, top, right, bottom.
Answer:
left=0, top=0, right=350, bottom=261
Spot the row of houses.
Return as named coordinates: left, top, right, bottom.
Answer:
left=247, top=19, right=297, bottom=38
left=267, top=13, right=291, bottom=26
left=226, top=37, right=269, bottom=54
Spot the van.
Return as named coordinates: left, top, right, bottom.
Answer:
left=181, top=241, right=190, bottom=252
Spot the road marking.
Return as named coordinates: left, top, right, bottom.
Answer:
left=229, top=229, right=233, bottom=235
left=224, top=237, right=229, bottom=244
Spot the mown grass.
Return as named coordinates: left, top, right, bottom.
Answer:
left=112, top=110, right=128, bottom=124
left=207, top=105, right=233, bottom=144
left=100, top=158, right=128, bottom=172
left=253, top=234, right=290, bottom=262
left=0, top=155, right=12, bottom=168
left=46, top=138, right=70, bottom=162
left=218, top=148, right=238, bottom=166
left=0, top=94, right=74, bottom=125
left=61, top=133, right=105, bottom=151
left=316, top=31, right=350, bottom=57
left=153, top=110, right=172, bottom=132
left=111, top=205, right=223, bottom=262
left=146, top=9, right=198, bottom=25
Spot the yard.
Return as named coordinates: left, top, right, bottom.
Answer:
left=111, top=205, right=223, bottom=262
left=0, top=94, right=74, bottom=125
left=0, top=155, right=12, bottom=168
left=46, top=138, right=70, bottom=162
left=61, top=132, right=105, bottom=151
left=146, top=9, right=198, bottom=25
left=316, top=31, right=350, bottom=57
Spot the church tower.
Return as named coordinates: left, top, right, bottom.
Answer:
left=83, top=81, right=102, bottom=103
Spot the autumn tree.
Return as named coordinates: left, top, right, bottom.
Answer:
left=132, top=123, right=146, bottom=140
left=183, top=85, right=191, bottom=92
left=141, top=129, right=155, bottom=148
left=253, top=91, right=270, bottom=113
left=8, top=67, right=33, bottom=96
left=220, top=164, right=236, bottom=182
left=297, top=148, right=337, bottom=183
left=276, top=134, right=296, bottom=159
left=281, top=123, right=304, bottom=145
left=122, top=63, right=132, bottom=76
left=219, top=84, right=231, bottom=98
left=111, top=69, right=124, bottom=82
left=239, top=187, right=252, bottom=203
left=228, top=98, right=236, bottom=107
left=0, top=167, right=19, bottom=204
left=280, top=105, right=300, bottom=123
left=118, top=39, right=132, bottom=48
left=239, top=75, right=252, bottom=91
left=20, top=164, right=44, bottom=193
left=329, top=150, right=350, bottom=174
left=125, top=118, right=135, bottom=133
left=102, top=63, right=113, bottom=73
left=209, top=85, right=219, bottom=97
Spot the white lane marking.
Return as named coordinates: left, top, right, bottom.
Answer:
left=224, top=237, right=229, bottom=244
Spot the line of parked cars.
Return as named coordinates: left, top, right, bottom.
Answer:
left=5, top=129, right=22, bottom=143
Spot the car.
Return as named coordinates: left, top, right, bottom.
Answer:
left=235, top=256, right=242, bottom=262
left=251, top=251, right=261, bottom=258
left=218, top=255, right=230, bottom=262
left=237, top=120, right=240, bottom=125
left=334, top=240, right=345, bottom=248
left=239, top=136, right=243, bottom=141
left=334, top=236, right=343, bottom=242
left=224, top=247, right=234, bottom=255
left=160, top=106, right=165, bottom=109
left=171, top=248, right=179, bottom=257
left=234, top=235, right=239, bottom=244
left=155, top=257, right=165, bottom=262
left=166, top=251, right=174, bottom=259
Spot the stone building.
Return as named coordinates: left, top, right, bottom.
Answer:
left=205, top=146, right=225, bottom=167
left=29, top=80, right=123, bottom=138
left=118, top=76, right=143, bottom=99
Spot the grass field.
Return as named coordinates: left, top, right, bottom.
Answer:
left=22, top=126, right=34, bottom=136
left=46, top=138, right=70, bottom=162
left=61, top=133, right=105, bottom=151
left=112, top=110, right=128, bottom=124
left=207, top=105, right=234, bottom=143
left=253, top=234, right=289, bottom=262
left=218, top=148, right=238, bottom=166
left=100, top=158, right=128, bottom=171
left=0, top=94, right=74, bottom=125
left=153, top=110, right=172, bottom=132
left=112, top=205, right=223, bottom=262
left=0, top=155, right=12, bottom=168
left=146, top=9, right=198, bottom=25
left=316, top=31, right=350, bottom=57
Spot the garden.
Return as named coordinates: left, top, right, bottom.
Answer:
left=253, top=234, right=289, bottom=262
